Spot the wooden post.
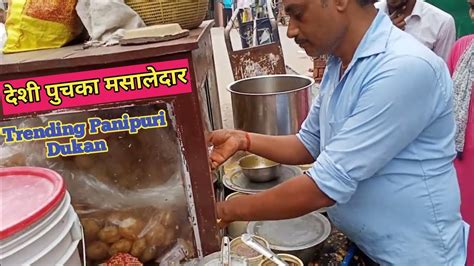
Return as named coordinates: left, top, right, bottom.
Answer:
left=214, top=1, right=224, bottom=27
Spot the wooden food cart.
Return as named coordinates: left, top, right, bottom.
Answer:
left=0, top=21, right=222, bottom=264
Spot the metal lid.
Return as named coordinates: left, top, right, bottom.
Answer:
left=247, top=212, right=331, bottom=251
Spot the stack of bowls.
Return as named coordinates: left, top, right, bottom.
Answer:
left=230, top=236, right=270, bottom=266
left=225, top=154, right=281, bottom=239
left=225, top=192, right=249, bottom=239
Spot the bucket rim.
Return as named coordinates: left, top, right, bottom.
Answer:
left=226, top=74, right=315, bottom=96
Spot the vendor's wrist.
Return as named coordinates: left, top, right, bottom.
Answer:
left=235, top=130, right=250, bottom=151
left=217, top=202, right=232, bottom=223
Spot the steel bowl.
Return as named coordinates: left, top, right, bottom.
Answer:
left=239, top=155, right=281, bottom=183
left=230, top=235, right=270, bottom=266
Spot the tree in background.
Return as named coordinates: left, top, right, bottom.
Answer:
left=427, top=0, right=474, bottom=38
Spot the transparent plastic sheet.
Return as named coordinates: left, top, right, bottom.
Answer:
left=77, top=205, right=196, bottom=264
left=0, top=106, right=197, bottom=265
left=156, top=239, right=196, bottom=266
left=76, top=0, right=145, bottom=47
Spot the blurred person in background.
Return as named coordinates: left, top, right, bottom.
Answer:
left=223, top=0, right=234, bottom=26
left=375, top=0, right=456, bottom=62
left=448, top=0, right=474, bottom=264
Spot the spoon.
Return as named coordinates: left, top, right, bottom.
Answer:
left=241, top=234, right=289, bottom=266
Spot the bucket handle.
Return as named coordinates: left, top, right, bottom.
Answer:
left=55, top=218, right=86, bottom=266
left=224, top=9, right=242, bottom=53
left=80, top=223, right=86, bottom=266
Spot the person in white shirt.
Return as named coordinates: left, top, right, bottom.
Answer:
left=236, top=0, right=252, bottom=10
left=375, top=0, right=456, bottom=62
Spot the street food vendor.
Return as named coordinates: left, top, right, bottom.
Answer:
left=207, top=0, right=469, bottom=264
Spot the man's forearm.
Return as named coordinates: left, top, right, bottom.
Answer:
left=247, top=133, right=314, bottom=165
left=218, top=175, right=335, bottom=222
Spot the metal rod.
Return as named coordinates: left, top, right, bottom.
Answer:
left=221, top=237, right=231, bottom=266
left=241, top=234, right=289, bottom=266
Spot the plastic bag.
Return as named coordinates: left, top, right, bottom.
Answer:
left=3, top=0, right=83, bottom=53
left=76, top=0, right=145, bottom=47
left=77, top=205, right=195, bottom=264
left=0, top=105, right=197, bottom=264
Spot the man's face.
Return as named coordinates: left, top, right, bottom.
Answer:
left=387, top=0, right=408, bottom=10
left=284, top=0, right=348, bottom=57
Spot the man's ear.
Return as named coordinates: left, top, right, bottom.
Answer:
left=334, top=0, right=349, bottom=12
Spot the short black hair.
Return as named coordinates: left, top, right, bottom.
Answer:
left=320, top=0, right=377, bottom=8
left=321, top=0, right=378, bottom=7
left=357, top=0, right=377, bottom=6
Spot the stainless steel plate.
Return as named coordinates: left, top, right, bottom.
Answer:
left=223, top=165, right=302, bottom=194
left=247, top=212, right=331, bottom=251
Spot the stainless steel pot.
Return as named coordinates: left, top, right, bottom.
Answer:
left=227, top=75, right=314, bottom=135
left=247, top=212, right=331, bottom=264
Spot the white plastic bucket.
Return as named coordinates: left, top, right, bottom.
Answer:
left=0, top=167, right=84, bottom=266
left=0, top=193, right=84, bottom=266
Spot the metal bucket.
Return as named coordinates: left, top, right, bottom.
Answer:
left=227, top=75, right=314, bottom=135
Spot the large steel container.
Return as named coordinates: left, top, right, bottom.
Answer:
left=227, top=75, right=314, bottom=135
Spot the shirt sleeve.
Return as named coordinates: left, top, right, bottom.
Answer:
left=296, top=93, right=322, bottom=160
left=307, top=56, right=451, bottom=204
left=434, top=16, right=456, bottom=63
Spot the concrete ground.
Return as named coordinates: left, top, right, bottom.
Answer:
left=211, top=26, right=314, bottom=129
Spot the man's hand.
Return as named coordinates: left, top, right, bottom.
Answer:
left=390, top=6, right=408, bottom=30
left=216, top=211, right=231, bottom=229
left=207, top=129, right=249, bottom=170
